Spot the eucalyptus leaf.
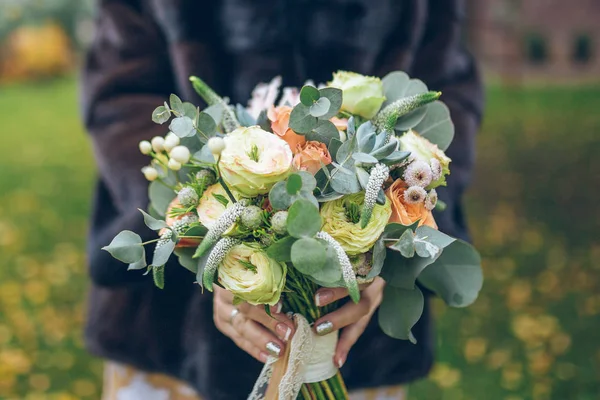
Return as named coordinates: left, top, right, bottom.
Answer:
left=148, top=181, right=176, bottom=217
left=287, top=199, right=322, bottom=238
left=169, top=94, right=185, bottom=115
left=236, top=104, right=257, bottom=127
left=378, top=285, right=424, bottom=343
left=395, top=107, right=427, bottom=131
left=413, top=101, right=455, bottom=151
left=368, top=234, right=387, bottom=278
left=356, top=167, right=370, bottom=190
left=127, top=247, right=147, bottom=271
left=102, top=231, right=144, bottom=264
left=415, top=226, right=456, bottom=249
left=328, top=139, right=343, bottom=161
left=286, top=173, right=303, bottom=195
left=193, top=145, right=217, bottom=164
left=289, top=104, right=318, bottom=134
left=291, top=238, right=327, bottom=274
left=152, top=106, right=171, bottom=124
left=182, top=102, right=198, bottom=119
left=356, top=122, right=376, bottom=152
left=203, top=104, right=224, bottom=126
left=138, top=208, right=168, bottom=231
left=318, top=87, right=343, bottom=119
left=300, top=86, right=320, bottom=106
left=381, top=151, right=411, bottom=166
left=352, top=152, right=379, bottom=165
left=330, top=166, right=361, bottom=194
left=306, top=120, right=339, bottom=144
left=196, top=112, right=217, bottom=139
left=311, top=242, right=343, bottom=283
left=153, top=265, right=165, bottom=289
left=369, top=141, right=397, bottom=160
left=170, top=116, right=196, bottom=138
left=152, top=239, right=176, bottom=267
left=269, top=181, right=294, bottom=210
left=266, top=236, right=297, bottom=262
left=418, top=240, right=483, bottom=307
left=392, top=229, right=416, bottom=258
left=174, top=247, right=198, bottom=274
left=309, top=97, right=331, bottom=117
left=297, top=171, right=317, bottom=191
left=381, top=248, right=437, bottom=290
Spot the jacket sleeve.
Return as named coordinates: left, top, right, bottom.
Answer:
left=380, top=0, right=484, bottom=241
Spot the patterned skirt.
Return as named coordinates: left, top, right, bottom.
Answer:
left=103, top=362, right=407, bottom=400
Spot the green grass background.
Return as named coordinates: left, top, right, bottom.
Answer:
left=0, top=77, right=598, bottom=400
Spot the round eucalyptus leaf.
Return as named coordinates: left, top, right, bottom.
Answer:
left=289, top=104, right=318, bottom=134
left=149, top=181, right=176, bottom=217
left=318, top=87, right=343, bottom=119
left=152, top=105, right=171, bottom=124
left=310, top=242, right=343, bottom=283
left=330, top=166, right=361, bottom=194
left=378, top=285, right=424, bottom=343
left=196, top=112, right=217, bottom=138
left=174, top=247, right=199, bottom=274
left=300, top=85, right=320, bottom=106
left=291, top=238, right=327, bottom=274
left=169, top=94, right=185, bottom=115
left=169, top=116, right=196, bottom=138
left=102, top=230, right=144, bottom=264
left=269, top=181, right=293, bottom=210
left=309, top=97, right=331, bottom=117
left=287, top=199, right=322, bottom=238
left=412, top=101, right=455, bottom=151
left=286, top=173, right=303, bottom=195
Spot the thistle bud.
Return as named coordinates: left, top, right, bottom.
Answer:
left=240, top=205, right=264, bottom=230
left=270, top=211, right=288, bottom=235
left=196, top=169, right=217, bottom=186
left=177, top=187, right=199, bottom=207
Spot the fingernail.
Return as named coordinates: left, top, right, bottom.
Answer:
left=315, top=290, right=333, bottom=307
left=266, top=342, right=281, bottom=358
left=337, top=356, right=346, bottom=368
left=315, top=321, right=333, bottom=336
left=274, top=302, right=283, bottom=314
left=276, top=323, right=292, bottom=341
left=259, top=352, right=269, bottom=363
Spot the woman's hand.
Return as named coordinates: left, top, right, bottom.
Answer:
left=312, top=277, right=385, bottom=368
left=213, top=286, right=295, bottom=363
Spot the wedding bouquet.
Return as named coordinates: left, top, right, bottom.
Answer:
left=103, top=70, right=483, bottom=399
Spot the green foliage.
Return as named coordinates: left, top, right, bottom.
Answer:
left=101, top=231, right=143, bottom=264
left=152, top=105, right=171, bottom=124
left=151, top=240, right=175, bottom=268
left=289, top=86, right=343, bottom=138
left=412, top=101, right=454, bottom=151
left=169, top=116, right=196, bottom=138
left=152, top=265, right=165, bottom=289
left=266, top=236, right=297, bottom=262
left=148, top=180, right=177, bottom=217
left=291, top=238, right=327, bottom=273
left=286, top=199, right=322, bottom=238
left=378, top=285, right=424, bottom=343
left=269, top=171, right=318, bottom=210
left=138, top=208, right=168, bottom=231
left=300, top=85, right=320, bottom=106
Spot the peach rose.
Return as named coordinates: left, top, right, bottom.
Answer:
left=385, top=179, right=438, bottom=229
left=293, top=141, right=332, bottom=175
left=164, top=198, right=201, bottom=248
left=267, top=106, right=306, bottom=151
left=330, top=117, right=348, bottom=131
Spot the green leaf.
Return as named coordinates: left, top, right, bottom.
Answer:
left=297, top=171, right=317, bottom=191
left=356, top=167, right=370, bottom=190
left=148, top=181, right=176, bottom=217
left=269, top=181, right=294, bottom=210
left=392, top=229, right=416, bottom=258
left=102, top=231, right=144, bottom=263
left=128, top=246, right=147, bottom=271
left=152, top=240, right=176, bottom=267
left=306, top=120, right=339, bottom=144
left=300, top=86, right=320, bottom=106
left=378, top=285, right=424, bottom=343
left=236, top=104, right=257, bottom=127
left=152, top=105, right=171, bottom=124
left=193, top=145, right=217, bottom=164
left=418, top=240, right=483, bottom=307
left=286, top=199, right=322, bottom=238
left=381, top=248, right=436, bottom=290
left=318, top=87, right=343, bottom=119
left=328, top=139, right=343, bottom=161
left=182, top=102, right=198, bottom=119
left=369, top=141, right=397, bottom=160
left=266, top=236, right=297, bottom=262
left=413, top=101, right=455, bottom=151
left=286, top=173, right=303, bottom=195
left=381, top=151, right=410, bottom=165
left=384, top=222, right=419, bottom=238
left=415, top=226, right=456, bottom=249
left=368, top=234, right=387, bottom=278
left=309, top=97, right=331, bottom=117
left=169, top=94, right=185, bottom=115
left=289, top=104, right=318, bottom=134
left=174, top=247, right=199, bottom=274
left=291, top=238, right=326, bottom=274
left=152, top=265, right=165, bottom=289
left=138, top=208, right=168, bottom=231
left=311, top=241, right=343, bottom=283
left=203, top=104, right=224, bottom=125
left=196, top=112, right=217, bottom=139
left=169, top=116, right=196, bottom=138
left=330, top=166, right=361, bottom=194
left=352, top=152, right=378, bottom=165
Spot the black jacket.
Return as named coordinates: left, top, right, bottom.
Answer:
left=80, top=0, right=483, bottom=398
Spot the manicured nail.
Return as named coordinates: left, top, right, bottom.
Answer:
left=337, top=356, right=346, bottom=368
left=259, top=352, right=269, bottom=363
left=274, top=302, right=283, bottom=314
left=266, top=342, right=281, bottom=358
left=315, top=321, right=333, bottom=336
left=276, top=323, right=292, bottom=341
left=315, top=290, right=333, bottom=307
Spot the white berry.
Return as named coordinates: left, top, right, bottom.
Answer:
left=207, top=137, right=226, bottom=156
left=168, top=158, right=182, bottom=171
left=164, top=133, right=180, bottom=152
left=151, top=136, right=165, bottom=152
left=142, top=166, right=158, bottom=181
left=170, top=146, right=191, bottom=164
left=139, top=140, right=152, bottom=155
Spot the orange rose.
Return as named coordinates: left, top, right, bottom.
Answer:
left=267, top=106, right=306, bottom=151
left=385, top=179, right=438, bottom=229
left=163, top=198, right=201, bottom=248
left=293, top=141, right=332, bottom=175
left=330, top=117, right=348, bottom=131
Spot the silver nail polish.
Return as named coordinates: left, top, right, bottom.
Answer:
left=316, top=321, right=334, bottom=336
left=266, top=342, right=281, bottom=357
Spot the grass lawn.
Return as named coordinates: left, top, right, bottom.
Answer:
left=0, top=77, right=598, bottom=399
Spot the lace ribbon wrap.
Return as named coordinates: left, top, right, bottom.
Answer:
left=248, top=314, right=338, bottom=400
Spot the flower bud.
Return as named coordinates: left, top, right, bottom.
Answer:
left=196, top=169, right=217, bottom=186
left=241, top=205, right=264, bottom=230
left=141, top=166, right=159, bottom=181
left=270, top=211, right=288, bottom=235
left=177, top=187, right=200, bottom=207
left=164, top=133, right=180, bottom=152
left=168, top=158, right=182, bottom=171
left=139, top=140, right=152, bottom=155
left=151, top=136, right=165, bottom=152
left=207, top=137, right=226, bottom=156
left=170, top=146, right=191, bottom=164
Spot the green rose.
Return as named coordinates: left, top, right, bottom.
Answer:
left=398, top=130, right=452, bottom=188
left=218, top=243, right=286, bottom=306
left=220, top=126, right=293, bottom=197
left=320, top=193, right=391, bottom=255
left=328, top=71, right=386, bottom=119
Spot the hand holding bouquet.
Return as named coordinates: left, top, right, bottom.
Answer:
left=103, top=70, right=483, bottom=399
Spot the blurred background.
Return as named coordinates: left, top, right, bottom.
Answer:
left=0, top=0, right=598, bottom=399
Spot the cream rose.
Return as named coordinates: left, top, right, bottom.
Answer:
left=320, top=192, right=391, bottom=255
left=328, top=71, right=386, bottom=119
left=196, top=183, right=241, bottom=229
left=218, top=244, right=286, bottom=306
left=219, top=126, right=293, bottom=197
